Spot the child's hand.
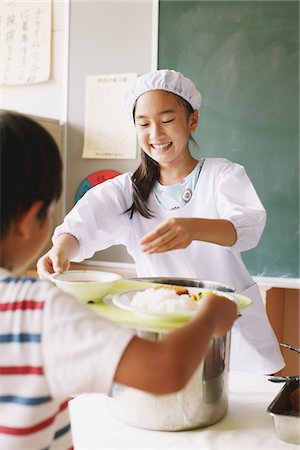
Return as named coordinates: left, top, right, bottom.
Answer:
left=37, top=246, right=70, bottom=280
left=140, top=218, right=194, bottom=253
left=199, top=294, right=238, bottom=338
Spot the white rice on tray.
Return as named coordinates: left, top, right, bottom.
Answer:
left=131, top=287, right=201, bottom=314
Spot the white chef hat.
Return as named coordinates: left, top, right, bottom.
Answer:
left=124, top=69, right=202, bottom=121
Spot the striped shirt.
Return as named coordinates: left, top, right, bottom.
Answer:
left=0, top=268, right=134, bottom=450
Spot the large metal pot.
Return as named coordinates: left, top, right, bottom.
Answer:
left=107, top=278, right=235, bottom=431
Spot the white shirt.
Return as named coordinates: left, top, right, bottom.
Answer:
left=53, top=158, right=284, bottom=374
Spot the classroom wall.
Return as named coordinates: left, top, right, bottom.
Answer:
left=1, top=1, right=68, bottom=120
left=65, top=0, right=154, bottom=264
left=1, top=0, right=154, bottom=265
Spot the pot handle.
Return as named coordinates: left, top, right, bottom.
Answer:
left=280, top=342, right=300, bottom=353
left=268, top=375, right=300, bottom=383
left=268, top=342, right=300, bottom=382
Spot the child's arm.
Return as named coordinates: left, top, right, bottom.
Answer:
left=140, top=218, right=237, bottom=254
left=113, top=294, right=237, bottom=394
left=37, top=233, right=79, bottom=279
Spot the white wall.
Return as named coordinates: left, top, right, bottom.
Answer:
left=65, top=0, right=154, bottom=264
left=1, top=0, right=155, bottom=265
left=1, top=1, right=68, bottom=120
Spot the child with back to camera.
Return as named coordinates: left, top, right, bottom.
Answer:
left=0, top=111, right=237, bottom=450
left=37, top=69, right=284, bottom=375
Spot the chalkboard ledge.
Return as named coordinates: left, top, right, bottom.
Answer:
left=253, top=277, right=300, bottom=290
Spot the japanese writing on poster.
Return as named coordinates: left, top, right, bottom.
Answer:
left=82, top=73, right=137, bottom=160
left=0, top=0, right=51, bottom=85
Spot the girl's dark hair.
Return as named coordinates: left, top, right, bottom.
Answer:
left=126, top=95, right=197, bottom=219
left=0, top=111, right=62, bottom=240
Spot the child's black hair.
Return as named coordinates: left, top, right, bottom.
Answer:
left=0, top=111, right=62, bottom=240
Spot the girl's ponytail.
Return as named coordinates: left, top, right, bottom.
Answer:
left=126, top=151, right=160, bottom=219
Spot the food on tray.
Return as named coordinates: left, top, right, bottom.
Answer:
left=130, top=287, right=214, bottom=314
left=155, top=285, right=213, bottom=300
left=155, top=285, right=189, bottom=295
left=289, top=387, right=300, bottom=411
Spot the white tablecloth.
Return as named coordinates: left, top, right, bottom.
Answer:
left=69, top=371, right=299, bottom=449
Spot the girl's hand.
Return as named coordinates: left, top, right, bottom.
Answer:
left=37, top=246, right=70, bottom=280
left=140, top=218, right=237, bottom=253
left=140, top=218, right=194, bottom=254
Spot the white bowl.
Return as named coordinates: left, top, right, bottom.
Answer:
left=50, top=270, right=121, bottom=302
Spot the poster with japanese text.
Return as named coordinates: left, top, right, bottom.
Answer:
left=0, top=0, right=51, bottom=85
left=82, top=73, right=137, bottom=159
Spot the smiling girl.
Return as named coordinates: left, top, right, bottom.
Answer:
left=37, top=69, right=284, bottom=374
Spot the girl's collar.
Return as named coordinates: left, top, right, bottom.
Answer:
left=157, top=160, right=201, bottom=187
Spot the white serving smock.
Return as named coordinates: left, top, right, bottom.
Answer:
left=53, top=158, right=284, bottom=373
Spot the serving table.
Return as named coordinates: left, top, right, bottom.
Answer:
left=68, top=280, right=298, bottom=448
left=69, top=371, right=298, bottom=449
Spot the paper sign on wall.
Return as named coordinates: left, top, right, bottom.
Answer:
left=0, top=0, right=52, bottom=85
left=82, top=73, right=137, bottom=160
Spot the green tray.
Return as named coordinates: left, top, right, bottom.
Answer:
left=89, top=279, right=252, bottom=332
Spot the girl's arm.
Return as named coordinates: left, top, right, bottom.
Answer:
left=38, top=174, right=132, bottom=278
left=114, top=293, right=237, bottom=394
left=37, top=233, right=79, bottom=279
left=141, top=160, right=266, bottom=254
left=140, top=218, right=237, bottom=254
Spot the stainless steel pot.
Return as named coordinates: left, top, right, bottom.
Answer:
left=131, top=277, right=235, bottom=293
left=107, top=278, right=235, bottom=431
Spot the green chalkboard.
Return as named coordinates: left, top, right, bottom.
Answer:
left=159, top=1, right=299, bottom=278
